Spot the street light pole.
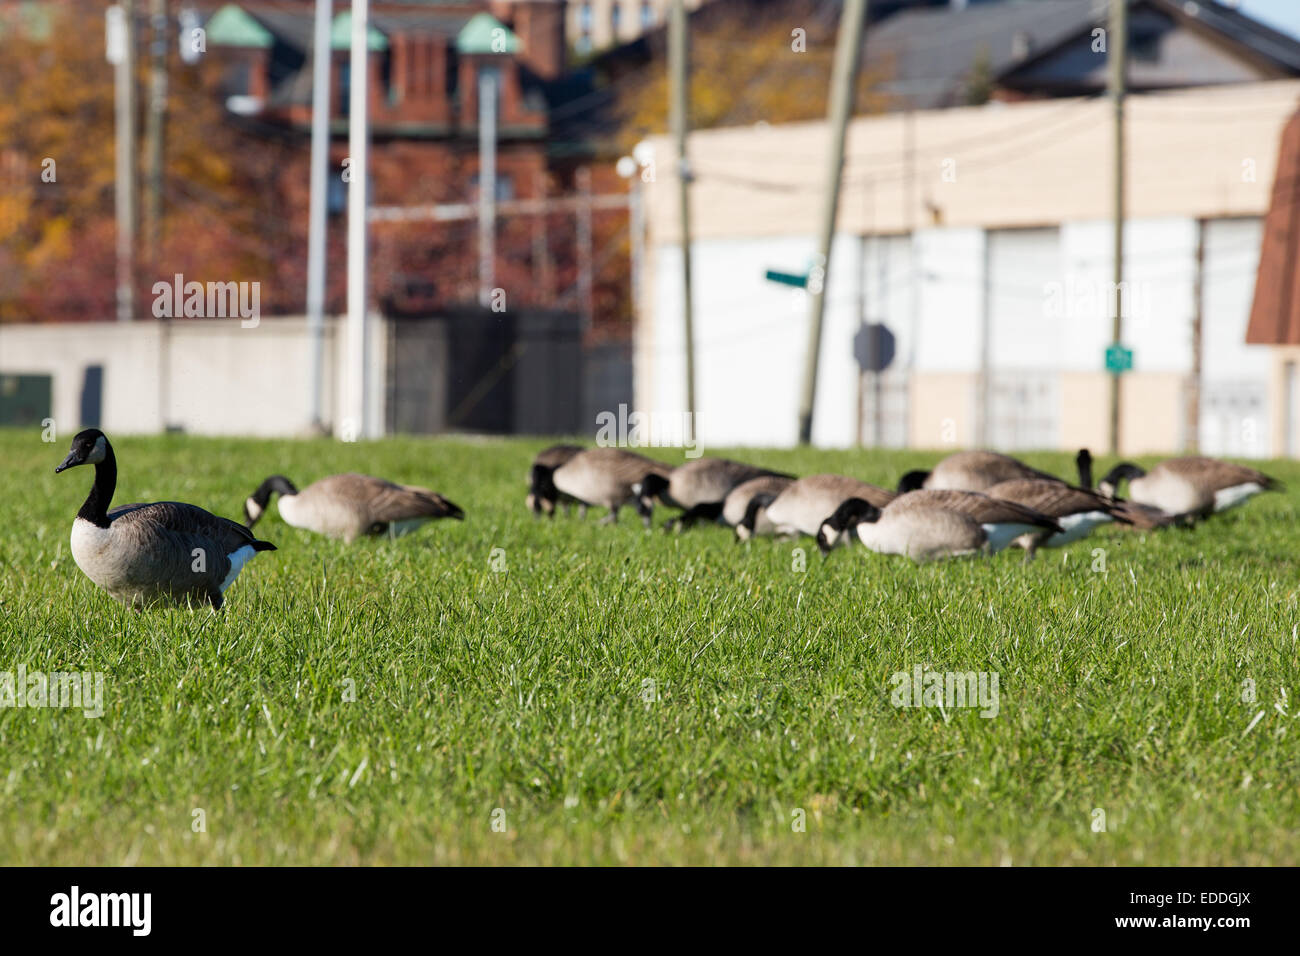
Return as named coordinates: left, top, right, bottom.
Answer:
left=1108, top=0, right=1128, bottom=455
left=345, top=0, right=371, bottom=440
left=306, top=0, right=333, bottom=432
left=797, top=0, right=868, bottom=445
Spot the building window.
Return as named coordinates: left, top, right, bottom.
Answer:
left=576, top=1, right=592, bottom=54
left=470, top=173, right=515, bottom=202
left=328, top=175, right=346, bottom=216
left=641, top=2, right=655, bottom=28
left=612, top=2, right=622, bottom=37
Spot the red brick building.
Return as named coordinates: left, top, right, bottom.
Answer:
left=204, top=1, right=616, bottom=320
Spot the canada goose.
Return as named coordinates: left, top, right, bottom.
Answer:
left=816, top=490, right=1062, bottom=562
left=736, top=474, right=894, bottom=541
left=634, top=457, right=795, bottom=531
left=1094, top=454, right=1279, bottom=519
left=897, top=450, right=1061, bottom=494
left=526, top=444, right=586, bottom=518
left=55, top=429, right=276, bottom=609
left=985, top=478, right=1132, bottom=558
left=722, top=474, right=796, bottom=532
left=1075, top=448, right=1195, bottom=529
left=530, top=447, right=672, bottom=526
left=243, top=474, right=464, bottom=543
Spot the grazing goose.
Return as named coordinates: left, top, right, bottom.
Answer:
left=244, top=474, right=464, bottom=543
left=722, top=474, right=796, bottom=531
left=736, top=474, right=894, bottom=541
left=530, top=447, right=672, bottom=526
left=897, top=450, right=1061, bottom=494
left=1075, top=449, right=1194, bottom=529
left=1094, top=455, right=1279, bottom=520
left=985, top=478, right=1132, bottom=558
left=55, top=429, right=276, bottom=609
left=634, top=457, right=795, bottom=531
left=526, top=444, right=586, bottom=518
left=816, top=491, right=1062, bottom=562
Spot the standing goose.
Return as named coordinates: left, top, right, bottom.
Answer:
left=56, top=429, right=276, bottom=609
left=530, top=447, right=672, bottom=526
left=816, top=490, right=1061, bottom=562
left=897, top=450, right=1061, bottom=494
left=736, top=474, right=894, bottom=541
left=634, top=457, right=795, bottom=531
left=526, top=444, right=586, bottom=518
left=984, top=478, right=1132, bottom=558
left=244, top=474, right=464, bottom=543
left=1094, top=455, right=1279, bottom=520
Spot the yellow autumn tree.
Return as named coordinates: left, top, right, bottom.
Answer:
left=0, top=0, right=279, bottom=322
left=614, top=2, right=892, bottom=151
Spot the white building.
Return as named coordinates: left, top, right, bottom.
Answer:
left=635, top=80, right=1300, bottom=456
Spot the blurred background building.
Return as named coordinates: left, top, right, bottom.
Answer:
left=3, top=0, right=1300, bottom=456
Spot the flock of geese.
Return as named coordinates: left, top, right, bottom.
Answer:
left=525, top=444, right=1279, bottom=563
left=54, top=427, right=1279, bottom=610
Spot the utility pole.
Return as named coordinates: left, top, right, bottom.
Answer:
left=797, top=0, right=868, bottom=445
left=109, top=2, right=137, bottom=323
left=477, top=66, right=497, bottom=307
left=1188, top=218, right=1205, bottom=451
left=668, top=0, right=696, bottom=417
left=306, top=0, right=333, bottom=432
left=1108, top=0, right=1128, bottom=455
left=146, top=0, right=169, bottom=428
left=345, top=0, right=371, bottom=440
left=978, top=233, right=992, bottom=446
left=144, top=0, right=165, bottom=261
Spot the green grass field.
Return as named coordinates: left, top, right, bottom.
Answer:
left=1, top=428, right=1297, bottom=865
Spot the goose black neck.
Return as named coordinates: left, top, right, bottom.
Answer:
left=78, top=443, right=117, bottom=528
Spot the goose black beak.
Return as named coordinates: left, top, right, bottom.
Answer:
left=54, top=453, right=80, bottom=474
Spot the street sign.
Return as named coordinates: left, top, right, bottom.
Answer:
left=764, top=269, right=808, bottom=289
left=854, top=323, right=896, bottom=372
left=1105, top=344, right=1133, bottom=374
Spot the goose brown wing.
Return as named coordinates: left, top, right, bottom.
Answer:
left=799, top=474, right=894, bottom=509
left=903, top=490, right=1062, bottom=532
left=935, top=451, right=1062, bottom=487
left=1158, top=457, right=1279, bottom=492
left=986, top=479, right=1116, bottom=518
left=325, top=474, right=459, bottom=521
left=673, top=458, right=795, bottom=504
left=1108, top=500, right=1195, bottom=529
left=108, top=502, right=272, bottom=553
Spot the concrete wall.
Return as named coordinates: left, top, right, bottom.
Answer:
left=0, top=317, right=386, bottom=438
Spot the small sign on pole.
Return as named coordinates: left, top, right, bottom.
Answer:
left=764, top=268, right=808, bottom=289
left=1105, top=343, right=1133, bottom=374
